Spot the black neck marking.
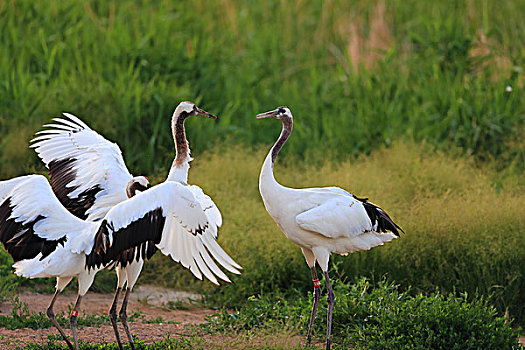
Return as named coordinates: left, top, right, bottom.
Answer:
left=126, top=182, right=149, bottom=198
left=271, top=117, right=293, bottom=165
left=174, top=111, right=190, bottom=166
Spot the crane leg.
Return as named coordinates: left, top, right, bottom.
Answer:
left=109, top=287, right=124, bottom=350
left=119, top=287, right=136, bottom=350
left=307, top=266, right=322, bottom=345
left=46, top=290, right=74, bottom=350
left=323, top=271, right=335, bottom=350
left=69, top=295, right=83, bottom=350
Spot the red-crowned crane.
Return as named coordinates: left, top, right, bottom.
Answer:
left=256, top=106, right=403, bottom=350
left=0, top=102, right=240, bottom=350
left=0, top=174, right=147, bottom=349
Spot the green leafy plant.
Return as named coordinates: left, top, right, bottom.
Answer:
left=203, top=278, right=522, bottom=349
left=0, top=298, right=140, bottom=330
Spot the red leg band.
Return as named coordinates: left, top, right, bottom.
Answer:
left=313, top=279, right=321, bottom=288
left=70, top=310, right=79, bottom=317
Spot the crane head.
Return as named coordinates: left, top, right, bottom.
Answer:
left=126, top=176, right=151, bottom=198
left=175, top=101, right=217, bottom=119
left=256, top=106, right=292, bottom=121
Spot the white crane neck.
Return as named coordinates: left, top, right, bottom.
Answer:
left=167, top=162, right=190, bottom=183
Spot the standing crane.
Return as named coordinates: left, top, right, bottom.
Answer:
left=256, top=106, right=402, bottom=350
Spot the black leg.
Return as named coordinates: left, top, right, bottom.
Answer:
left=109, top=287, right=124, bottom=350
left=307, top=266, right=322, bottom=346
left=46, top=290, right=74, bottom=350
left=69, top=295, right=83, bottom=350
left=323, top=271, right=335, bottom=350
left=119, top=287, right=136, bottom=350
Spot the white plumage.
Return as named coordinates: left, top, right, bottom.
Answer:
left=30, top=104, right=236, bottom=285
left=29, top=111, right=157, bottom=350
left=31, top=112, right=133, bottom=222
left=1, top=175, right=98, bottom=277
left=86, top=180, right=240, bottom=282
left=257, top=106, right=402, bottom=350
left=0, top=171, right=240, bottom=350
left=0, top=101, right=240, bottom=350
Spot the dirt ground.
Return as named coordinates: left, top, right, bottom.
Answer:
left=0, top=285, right=214, bottom=349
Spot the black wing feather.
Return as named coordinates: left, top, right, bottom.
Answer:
left=0, top=199, right=66, bottom=262
left=85, top=208, right=165, bottom=270
left=48, top=158, right=103, bottom=220
left=353, top=195, right=404, bottom=236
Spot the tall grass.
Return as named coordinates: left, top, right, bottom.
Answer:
left=1, top=0, right=524, bottom=178
left=137, top=142, right=525, bottom=324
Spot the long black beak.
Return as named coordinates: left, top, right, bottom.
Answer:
left=256, top=108, right=280, bottom=119
left=195, top=106, right=217, bottom=119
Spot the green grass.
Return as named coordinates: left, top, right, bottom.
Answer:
left=204, top=278, right=522, bottom=349
left=18, top=334, right=202, bottom=350
left=137, top=142, right=524, bottom=324
left=0, top=298, right=140, bottom=330
left=0, top=0, right=524, bottom=177
left=14, top=278, right=522, bottom=349
left=0, top=142, right=523, bottom=327
left=19, top=334, right=307, bottom=350
left=204, top=278, right=522, bottom=350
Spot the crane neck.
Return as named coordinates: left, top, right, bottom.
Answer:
left=167, top=111, right=192, bottom=183
left=271, top=117, right=292, bottom=164
left=259, top=117, right=293, bottom=191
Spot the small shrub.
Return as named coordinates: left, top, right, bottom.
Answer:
left=0, top=298, right=137, bottom=330
left=330, top=279, right=522, bottom=350
left=202, top=294, right=304, bottom=334
left=0, top=298, right=55, bottom=330
left=0, top=249, right=17, bottom=303
left=203, top=278, right=522, bottom=349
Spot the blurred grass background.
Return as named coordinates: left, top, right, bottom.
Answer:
left=0, top=0, right=524, bottom=326
left=1, top=0, right=524, bottom=175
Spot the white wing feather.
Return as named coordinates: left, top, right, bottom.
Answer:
left=0, top=175, right=40, bottom=204
left=100, top=182, right=241, bottom=284
left=30, top=113, right=133, bottom=221
left=1, top=175, right=97, bottom=254
left=187, top=185, right=223, bottom=229
left=296, top=194, right=373, bottom=239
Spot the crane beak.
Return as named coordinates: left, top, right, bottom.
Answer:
left=195, top=106, right=217, bottom=119
left=256, top=108, right=280, bottom=119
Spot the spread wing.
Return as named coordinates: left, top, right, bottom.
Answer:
left=0, top=175, right=39, bottom=204
left=31, top=113, right=133, bottom=222
left=85, top=182, right=241, bottom=285
left=0, top=175, right=95, bottom=262
left=296, top=189, right=403, bottom=239
left=187, top=185, right=222, bottom=229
